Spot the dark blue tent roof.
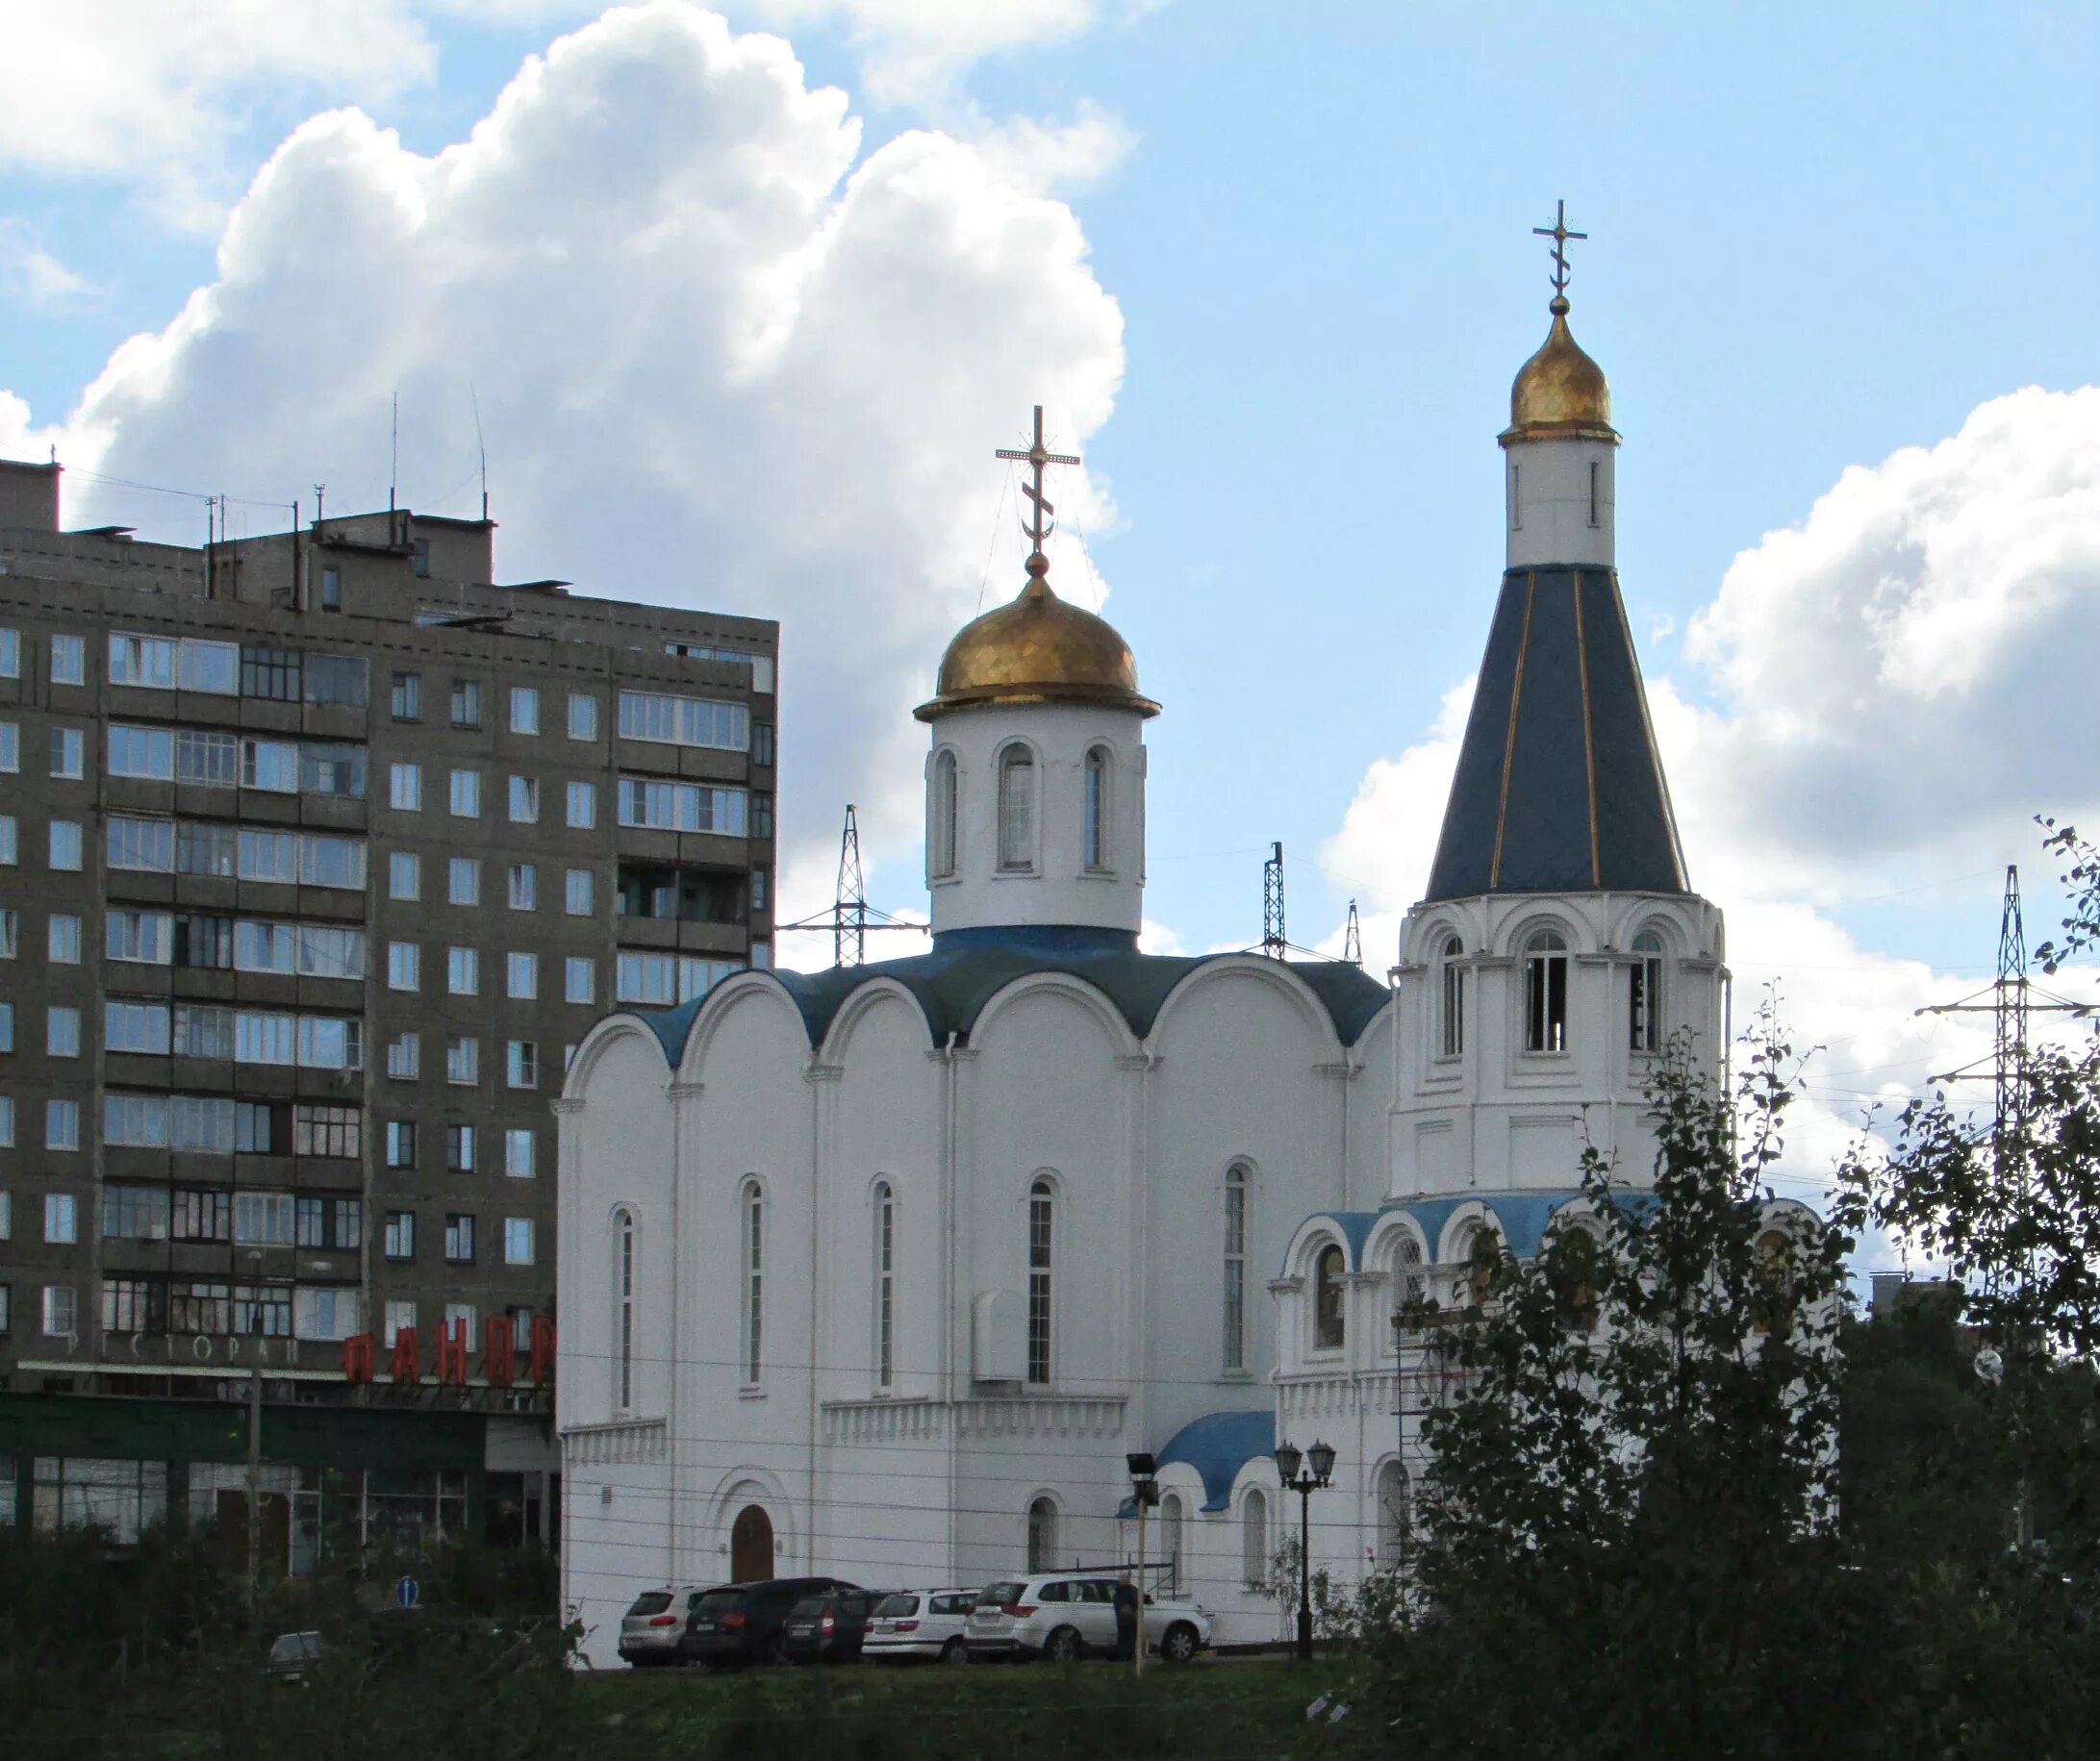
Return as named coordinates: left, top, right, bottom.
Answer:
left=1426, top=566, right=1688, bottom=901
left=638, top=925, right=1388, bottom=1063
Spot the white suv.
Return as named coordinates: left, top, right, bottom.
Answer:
left=862, top=1588, right=979, bottom=1664
left=966, top=1574, right=1211, bottom=1664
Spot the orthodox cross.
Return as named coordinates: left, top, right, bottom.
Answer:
left=1532, top=198, right=1587, bottom=298
left=996, top=405, right=1080, bottom=561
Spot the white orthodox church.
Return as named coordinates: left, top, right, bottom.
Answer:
left=556, top=263, right=1741, bottom=1660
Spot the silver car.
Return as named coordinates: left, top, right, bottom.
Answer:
left=966, top=1574, right=1211, bottom=1664
left=862, top=1588, right=980, bottom=1664
left=618, top=1584, right=719, bottom=1667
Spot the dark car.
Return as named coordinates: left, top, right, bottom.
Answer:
left=681, top=1577, right=862, bottom=1669
left=778, top=1589, right=891, bottom=1666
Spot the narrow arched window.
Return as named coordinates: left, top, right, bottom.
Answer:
left=1083, top=745, right=1110, bottom=871
left=873, top=1181, right=896, bottom=1390
left=613, top=1206, right=636, bottom=1416
left=1223, top=1164, right=1249, bottom=1371
left=1438, top=934, right=1464, bottom=1058
left=1630, top=928, right=1663, bottom=1053
left=1158, top=1492, right=1185, bottom=1596
left=741, top=1180, right=764, bottom=1384
left=1588, top=459, right=1601, bottom=526
left=1752, top=1227, right=1795, bottom=1338
left=1509, top=462, right=1521, bottom=531
left=1027, top=1179, right=1053, bottom=1384
left=1524, top=928, right=1569, bottom=1053
left=930, top=750, right=958, bottom=880
left=1242, top=1488, right=1269, bottom=1587
left=1027, top=1495, right=1059, bottom=1573
left=1395, top=1232, right=1427, bottom=1315
left=1313, top=1244, right=1345, bottom=1350
left=998, top=745, right=1035, bottom=872
left=1378, top=1462, right=1412, bottom=1569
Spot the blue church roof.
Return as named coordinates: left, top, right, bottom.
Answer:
left=637, top=924, right=1389, bottom=1063
left=1154, top=1409, right=1276, bottom=1513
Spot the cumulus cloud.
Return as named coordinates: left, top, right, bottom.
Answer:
left=0, top=222, right=98, bottom=312
left=738, top=0, right=1114, bottom=105
left=31, top=3, right=1124, bottom=934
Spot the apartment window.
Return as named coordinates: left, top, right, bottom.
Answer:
left=1524, top=928, right=1570, bottom=1054
left=451, top=678, right=483, bottom=728
left=1439, top=935, right=1465, bottom=1058
left=1631, top=928, right=1665, bottom=1053
left=0, top=1095, right=13, bottom=1145
left=564, top=958, right=595, bottom=1006
left=45, top=1194, right=77, bottom=1244
left=752, top=721, right=774, bottom=767
left=0, top=1001, right=12, bottom=1050
left=234, top=1192, right=296, bottom=1246
left=752, top=792, right=772, bottom=841
left=383, top=1300, right=417, bottom=1346
left=751, top=869, right=769, bottom=912
left=617, top=689, right=749, bottom=751
left=1224, top=1163, right=1249, bottom=1372
left=390, top=763, right=421, bottom=811
left=386, top=1032, right=420, bottom=1080
left=173, top=821, right=230, bottom=877
left=50, top=727, right=84, bottom=780
left=43, top=1285, right=79, bottom=1338
left=0, top=814, right=14, bottom=863
left=48, top=914, right=81, bottom=964
left=385, top=1121, right=417, bottom=1170
left=389, top=851, right=420, bottom=901
left=104, top=1000, right=168, bottom=1055
left=498, top=1037, right=537, bottom=1090
left=1027, top=1179, right=1053, bottom=1384
left=384, top=1211, right=417, bottom=1261
left=0, top=629, right=14, bottom=677
left=447, top=857, right=480, bottom=907
left=240, top=645, right=299, bottom=701
left=391, top=672, right=422, bottom=719
left=449, top=769, right=481, bottom=818
left=446, top=1124, right=476, bottom=1173
left=506, top=951, right=538, bottom=1000
left=47, top=1008, right=82, bottom=1059
left=108, top=724, right=171, bottom=780
left=510, top=686, right=540, bottom=734
left=240, top=737, right=298, bottom=792
left=567, top=693, right=597, bottom=741
left=293, top=1195, right=362, bottom=1251
left=167, top=1193, right=225, bottom=1246
left=47, top=1099, right=81, bottom=1150
left=566, top=781, right=595, bottom=829
left=565, top=868, right=594, bottom=916
left=446, top=1036, right=479, bottom=1085
left=49, top=633, right=84, bottom=685
left=387, top=942, right=419, bottom=991
left=49, top=820, right=83, bottom=870
left=617, top=777, right=747, bottom=835
left=504, top=1129, right=535, bottom=1178
left=508, top=863, right=536, bottom=911
left=508, top=775, right=539, bottom=823
left=444, top=1214, right=477, bottom=1264
left=0, top=721, right=14, bottom=771
left=293, top=1104, right=361, bottom=1159
left=447, top=947, right=478, bottom=995
left=503, top=1218, right=535, bottom=1267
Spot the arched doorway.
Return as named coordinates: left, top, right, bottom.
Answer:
left=730, top=1503, right=773, bottom=1581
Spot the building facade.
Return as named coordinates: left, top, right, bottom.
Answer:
left=0, top=461, right=777, bottom=1560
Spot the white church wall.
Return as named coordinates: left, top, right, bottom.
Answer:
left=1505, top=434, right=1615, bottom=570
left=1345, top=1006, right=1397, bottom=1209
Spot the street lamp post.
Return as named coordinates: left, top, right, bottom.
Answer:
left=1274, top=1439, right=1335, bottom=1663
left=1126, top=1452, right=1158, bottom=1677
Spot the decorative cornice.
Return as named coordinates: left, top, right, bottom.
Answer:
left=667, top=1081, right=706, bottom=1100
left=550, top=1097, right=586, bottom=1118
left=804, top=1062, right=845, bottom=1085
left=559, top=1416, right=668, bottom=1465
left=1314, top=1060, right=1358, bottom=1082
left=1114, top=1052, right=1158, bottom=1072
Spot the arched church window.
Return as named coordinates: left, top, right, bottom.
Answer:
left=1524, top=928, right=1569, bottom=1053
left=1752, top=1226, right=1795, bottom=1338
left=1242, top=1488, right=1269, bottom=1587
left=1027, top=1495, right=1059, bottom=1573
left=741, top=1180, right=764, bottom=1385
left=612, top=1205, right=636, bottom=1417
left=1394, top=1231, right=1427, bottom=1316
left=930, top=750, right=957, bottom=880
left=1027, top=1179, right=1054, bottom=1385
left=1083, top=745, right=1111, bottom=871
left=1158, top=1491, right=1185, bottom=1596
left=1439, top=935, right=1465, bottom=1058
left=1313, top=1244, right=1346, bottom=1351
left=873, top=1181, right=896, bottom=1390
left=1377, top=1461, right=1412, bottom=1569
left=1630, top=927, right=1664, bottom=1053
left=998, top=745, right=1035, bottom=872
left=1589, top=459, right=1602, bottom=526
left=1223, top=1164, right=1249, bottom=1371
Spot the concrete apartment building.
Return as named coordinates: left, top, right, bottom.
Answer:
left=0, top=457, right=777, bottom=1564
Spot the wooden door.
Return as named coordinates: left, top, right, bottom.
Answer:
left=730, top=1503, right=773, bottom=1581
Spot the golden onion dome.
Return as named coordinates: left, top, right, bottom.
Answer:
left=1503, top=294, right=1617, bottom=444
left=916, top=554, right=1158, bottom=720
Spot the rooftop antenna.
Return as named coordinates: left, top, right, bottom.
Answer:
left=471, top=384, right=490, bottom=522
left=834, top=804, right=867, bottom=969
left=314, top=483, right=325, bottom=533
left=1262, top=843, right=1287, bottom=961
left=389, top=392, right=398, bottom=514
left=1344, top=900, right=1362, bottom=967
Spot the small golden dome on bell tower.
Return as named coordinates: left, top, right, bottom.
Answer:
left=1503, top=294, right=1616, bottom=445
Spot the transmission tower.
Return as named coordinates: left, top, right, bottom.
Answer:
left=1262, top=843, right=1286, bottom=960
left=1994, top=865, right=2029, bottom=1168
left=834, top=804, right=866, bottom=969
left=1343, top=900, right=1362, bottom=967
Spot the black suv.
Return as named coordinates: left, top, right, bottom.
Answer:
left=682, top=1577, right=862, bottom=1669
left=779, top=1589, right=891, bottom=1666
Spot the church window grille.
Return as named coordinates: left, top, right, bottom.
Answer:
left=1242, top=1488, right=1269, bottom=1588
left=1524, top=929, right=1569, bottom=1053
left=999, top=746, right=1036, bottom=872
left=1395, top=1232, right=1427, bottom=1317
left=1313, top=1244, right=1345, bottom=1350
left=614, top=1207, right=636, bottom=1416
left=874, top=1182, right=896, bottom=1390
left=1588, top=460, right=1602, bottom=527
left=1027, top=1496, right=1058, bottom=1573
left=1223, top=1165, right=1249, bottom=1371
left=1378, top=1462, right=1412, bottom=1569
left=1439, top=935, right=1464, bottom=1057
left=930, top=751, right=957, bottom=880
left=1630, top=929, right=1663, bottom=1053
left=1083, top=746, right=1110, bottom=871
left=742, top=1182, right=764, bottom=1385
left=1027, top=1180, right=1053, bottom=1385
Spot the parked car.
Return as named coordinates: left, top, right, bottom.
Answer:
left=778, top=1588, right=892, bottom=1665
left=266, top=1629, right=325, bottom=1686
left=862, top=1589, right=980, bottom=1665
left=681, top=1577, right=862, bottom=1669
left=620, top=1585, right=722, bottom=1668
left=966, top=1574, right=1212, bottom=1664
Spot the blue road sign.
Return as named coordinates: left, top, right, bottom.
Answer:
left=396, top=1574, right=419, bottom=1609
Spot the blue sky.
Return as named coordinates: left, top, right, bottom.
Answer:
left=3, top=1, right=2096, bottom=1188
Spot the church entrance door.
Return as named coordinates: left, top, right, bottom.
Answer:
left=730, top=1503, right=773, bottom=1581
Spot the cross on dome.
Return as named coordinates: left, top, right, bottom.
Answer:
left=995, top=404, right=1081, bottom=566
left=1531, top=198, right=1587, bottom=306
